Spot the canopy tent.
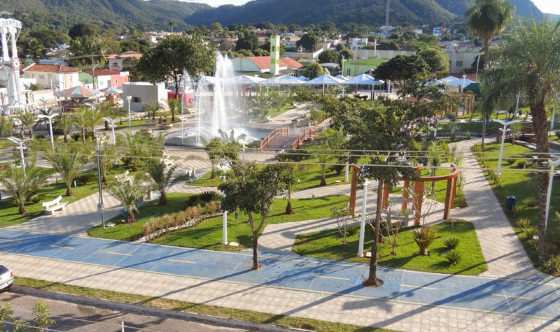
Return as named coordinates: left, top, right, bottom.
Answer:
left=56, top=86, right=100, bottom=99
left=345, top=74, right=383, bottom=86
left=104, top=87, right=123, bottom=96
left=234, top=75, right=266, bottom=85
left=440, top=76, right=476, bottom=89
left=335, top=75, right=350, bottom=82
left=306, top=75, right=344, bottom=86
left=296, top=76, right=310, bottom=82
left=262, top=75, right=305, bottom=86
left=463, top=82, right=481, bottom=96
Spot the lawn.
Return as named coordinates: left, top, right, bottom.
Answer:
left=293, top=221, right=487, bottom=275
left=437, top=121, right=502, bottom=138
left=418, top=168, right=467, bottom=208
left=348, top=58, right=386, bottom=67
left=152, top=195, right=349, bottom=251
left=473, top=143, right=560, bottom=268
left=88, top=193, right=192, bottom=241
left=190, top=171, right=222, bottom=187
left=0, top=172, right=98, bottom=228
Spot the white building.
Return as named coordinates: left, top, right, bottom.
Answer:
left=350, top=38, right=369, bottom=50
left=122, top=82, right=167, bottom=112
left=444, top=43, right=480, bottom=74
left=22, top=63, right=80, bottom=90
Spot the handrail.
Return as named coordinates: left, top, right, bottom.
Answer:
left=260, top=127, right=289, bottom=151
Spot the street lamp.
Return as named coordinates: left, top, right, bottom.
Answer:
left=358, top=179, right=369, bottom=257
left=126, top=96, right=132, bottom=131
left=494, top=119, right=522, bottom=176
left=103, top=117, right=117, bottom=144
left=7, top=137, right=26, bottom=176
left=545, top=158, right=560, bottom=234
left=38, top=113, right=58, bottom=150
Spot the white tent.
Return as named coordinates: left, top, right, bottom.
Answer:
left=440, top=76, right=475, bottom=89
left=235, top=75, right=265, bottom=85
left=262, top=75, right=305, bottom=86
left=306, top=75, right=344, bottom=86
left=346, top=74, right=382, bottom=86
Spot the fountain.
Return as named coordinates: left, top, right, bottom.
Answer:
left=167, top=52, right=268, bottom=147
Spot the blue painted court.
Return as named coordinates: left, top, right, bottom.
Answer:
left=1, top=228, right=559, bottom=319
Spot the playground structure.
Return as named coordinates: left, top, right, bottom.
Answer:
left=349, top=165, right=460, bottom=225
left=0, top=18, right=24, bottom=114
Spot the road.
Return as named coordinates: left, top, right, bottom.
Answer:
left=0, top=291, right=243, bottom=332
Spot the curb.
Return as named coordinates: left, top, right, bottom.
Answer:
left=10, top=286, right=296, bottom=332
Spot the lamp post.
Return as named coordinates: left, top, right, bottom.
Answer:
left=494, top=119, right=521, bottom=176
left=126, top=96, right=132, bottom=131
left=7, top=137, right=26, bottom=176
left=545, top=159, right=560, bottom=234
left=95, top=135, right=105, bottom=228
left=38, top=114, right=58, bottom=150
left=357, top=179, right=369, bottom=257
left=103, top=117, right=117, bottom=144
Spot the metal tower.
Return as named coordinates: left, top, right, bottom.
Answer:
left=0, top=18, right=24, bottom=114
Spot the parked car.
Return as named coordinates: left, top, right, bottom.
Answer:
left=0, top=265, right=14, bottom=291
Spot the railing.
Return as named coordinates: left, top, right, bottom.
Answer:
left=291, top=127, right=316, bottom=150
left=260, top=127, right=289, bottom=151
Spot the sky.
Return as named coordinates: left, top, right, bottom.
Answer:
left=186, top=0, right=560, bottom=14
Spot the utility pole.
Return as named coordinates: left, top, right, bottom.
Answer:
left=385, top=0, right=391, bottom=27
left=96, top=138, right=105, bottom=228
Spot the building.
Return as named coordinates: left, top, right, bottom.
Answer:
left=107, top=51, right=143, bottom=72
left=444, top=42, right=480, bottom=74
left=231, top=56, right=303, bottom=74
left=349, top=37, right=369, bottom=50
left=88, top=69, right=130, bottom=90
left=122, top=82, right=167, bottom=112
left=22, top=63, right=80, bottom=90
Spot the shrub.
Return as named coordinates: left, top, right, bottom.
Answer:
left=446, top=250, right=461, bottom=265
left=517, top=218, right=537, bottom=239
left=414, top=226, right=437, bottom=256
left=186, top=191, right=222, bottom=207
left=513, top=160, right=528, bottom=169
left=444, top=237, right=459, bottom=250
left=277, top=149, right=311, bottom=162
left=543, top=256, right=560, bottom=276
left=555, top=131, right=560, bottom=139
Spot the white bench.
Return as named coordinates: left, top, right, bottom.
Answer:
left=42, top=196, right=67, bottom=215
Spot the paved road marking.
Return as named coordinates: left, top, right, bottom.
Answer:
left=168, top=258, right=196, bottom=265
left=99, top=250, right=133, bottom=257
left=316, top=275, right=351, bottom=281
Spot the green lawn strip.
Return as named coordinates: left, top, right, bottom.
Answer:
left=152, top=195, right=349, bottom=251
left=293, top=221, right=487, bottom=275
left=14, top=277, right=389, bottom=332
left=0, top=172, right=98, bottom=228
left=88, top=193, right=192, bottom=241
left=473, top=143, right=560, bottom=269
left=419, top=168, right=467, bottom=208
left=190, top=172, right=222, bottom=187
left=437, top=121, right=502, bottom=137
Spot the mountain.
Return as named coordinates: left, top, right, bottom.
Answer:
left=0, top=0, right=210, bottom=30
left=185, top=0, right=543, bottom=26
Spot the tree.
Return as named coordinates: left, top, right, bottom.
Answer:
left=45, top=143, right=88, bottom=196
left=466, top=0, right=512, bottom=63
left=55, top=113, right=74, bottom=143
left=69, top=23, right=98, bottom=39
left=17, top=112, right=36, bottom=138
left=318, top=49, right=340, bottom=64
left=109, top=173, right=146, bottom=223
left=417, top=47, right=449, bottom=78
left=311, top=128, right=346, bottom=186
left=235, top=31, right=259, bottom=52
left=137, top=34, right=215, bottom=96
left=297, top=33, right=320, bottom=52
left=0, top=165, right=48, bottom=215
left=302, top=63, right=325, bottom=79
left=483, top=21, right=560, bottom=257
left=219, top=163, right=285, bottom=269
left=204, top=137, right=241, bottom=178
left=374, top=55, right=429, bottom=84
left=32, top=301, right=54, bottom=332
left=168, top=99, right=181, bottom=123
left=280, top=165, right=297, bottom=214
left=75, top=107, right=102, bottom=142
left=146, top=159, right=190, bottom=205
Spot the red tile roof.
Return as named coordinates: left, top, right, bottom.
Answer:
left=246, top=56, right=303, bottom=71
left=24, top=63, right=80, bottom=74
left=88, top=68, right=123, bottom=76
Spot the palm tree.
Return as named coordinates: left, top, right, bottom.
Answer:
left=109, top=174, right=145, bottom=223
left=146, top=159, right=190, bottom=205
left=17, top=112, right=36, bottom=139
left=55, top=113, right=74, bottom=143
left=45, top=144, right=87, bottom=196
left=281, top=165, right=297, bottom=214
left=0, top=165, right=48, bottom=215
left=168, top=99, right=180, bottom=123
left=483, top=21, right=560, bottom=257
left=466, top=0, right=512, bottom=150
left=75, top=107, right=102, bottom=142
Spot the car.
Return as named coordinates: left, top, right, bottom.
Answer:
left=0, top=265, right=14, bottom=291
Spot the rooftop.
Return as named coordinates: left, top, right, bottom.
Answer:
left=23, top=63, right=80, bottom=74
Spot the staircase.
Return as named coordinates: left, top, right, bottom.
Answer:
left=260, top=127, right=316, bottom=151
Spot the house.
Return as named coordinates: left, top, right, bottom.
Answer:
left=231, top=56, right=303, bottom=74
left=122, top=82, right=167, bottom=112
left=107, top=51, right=143, bottom=72
left=444, top=42, right=480, bottom=74
left=22, top=63, right=80, bottom=90
left=88, top=69, right=130, bottom=90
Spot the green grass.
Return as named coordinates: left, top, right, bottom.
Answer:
left=348, top=58, right=385, bottom=67
left=0, top=172, right=98, bottom=228
left=473, top=143, right=560, bottom=268
left=15, top=277, right=389, bottom=332
left=418, top=168, right=467, bottom=208
left=87, top=193, right=192, bottom=241
left=152, top=195, right=349, bottom=251
left=294, top=221, right=487, bottom=275
left=0, top=138, right=10, bottom=150
left=190, top=171, right=222, bottom=187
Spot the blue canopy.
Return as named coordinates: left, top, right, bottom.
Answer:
left=262, top=75, right=305, bottom=86
left=346, top=74, right=381, bottom=86
left=440, top=76, right=476, bottom=89
left=306, top=75, right=344, bottom=86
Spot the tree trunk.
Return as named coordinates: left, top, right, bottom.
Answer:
left=252, top=233, right=260, bottom=270
left=18, top=203, right=26, bottom=216
left=210, top=162, right=216, bottom=179
left=320, top=165, right=327, bottom=186
left=128, top=210, right=135, bottom=224
left=285, top=187, right=293, bottom=214
left=481, top=112, right=487, bottom=153
left=65, top=184, right=72, bottom=197
left=159, top=190, right=167, bottom=206
left=530, top=98, right=550, bottom=257
left=364, top=179, right=384, bottom=287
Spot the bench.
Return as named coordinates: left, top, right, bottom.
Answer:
left=42, top=196, right=67, bottom=215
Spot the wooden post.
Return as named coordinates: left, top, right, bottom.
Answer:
left=402, top=179, right=409, bottom=212
left=450, top=175, right=458, bottom=209
left=413, top=181, right=424, bottom=226
left=444, top=177, right=453, bottom=220
left=382, top=183, right=391, bottom=209
left=349, top=166, right=359, bottom=217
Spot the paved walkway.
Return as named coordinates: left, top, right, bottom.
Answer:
left=452, top=139, right=538, bottom=279
left=1, top=229, right=559, bottom=332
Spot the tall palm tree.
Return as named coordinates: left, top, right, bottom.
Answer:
left=467, top=0, right=512, bottom=150
left=56, top=113, right=74, bottom=143
left=109, top=174, right=145, bottom=223
left=17, top=112, right=36, bottom=139
left=146, top=159, right=190, bottom=205
left=0, top=165, right=49, bottom=215
left=45, top=144, right=87, bottom=196
left=483, top=21, right=560, bottom=257
left=75, top=107, right=102, bottom=142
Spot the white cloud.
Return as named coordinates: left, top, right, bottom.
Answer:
left=531, top=0, right=560, bottom=14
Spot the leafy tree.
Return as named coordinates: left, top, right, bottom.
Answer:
left=302, top=63, right=325, bottom=79
left=17, top=112, right=36, bottom=138
left=109, top=173, right=146, bottom=223
left=75, top=107, right=103, bottom=142
left=45, top=143, right=88, bottom=196
left=374, top=55, right=429, bottom=84
left=204, top=137, right=241, bottom=179
left=280, top=165, right=297, bottom=214
left=318, top=49, right=340, bottom=64
left=235, top=31, right=259, bottom=52
left=168, top=99, right=181, bottom=123
left=55, top=113, right=74, bottom=143
left=219, top=163, right=285, bottom=269
left=120, top=132, right=164, bottom=171
left=417, top=47, right=449, bottom=77
left=69, top=23, right=99, bottom=39
left=297, top=33, right=320, bottom=52
left=146, top=159, right=190, bottom=205
left=32, top=301, right=55, bottom=332
left=0, top=165, right=49, bottom=215
left=0, top=115, right=13, bottom=137
left=137, top=34, right=215, bottom=96
left=483, top=21, right=560, bottom=257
